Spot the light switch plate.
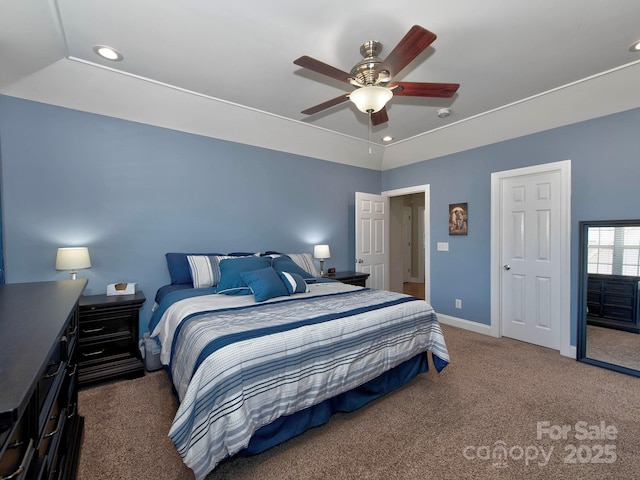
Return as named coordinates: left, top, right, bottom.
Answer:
left=437, top=242, right=449, bottom=251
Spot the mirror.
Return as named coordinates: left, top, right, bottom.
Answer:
left=578, top=220, right=640, bottom=377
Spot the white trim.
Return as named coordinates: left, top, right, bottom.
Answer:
left=490, top=160, right=572, bottom=357
left=382, top=185, right=431, bottom=303
left=438, top=313, right=577, bottom=360
left=436, top=313, right=497, bottom=337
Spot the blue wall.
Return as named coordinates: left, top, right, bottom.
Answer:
left=2, top=93, right=639, bottom=346
left=0, top=95, right=380, bottom=328
left=383, top=107, right=640, bottom=344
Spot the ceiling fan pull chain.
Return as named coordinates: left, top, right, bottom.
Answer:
left=368, top=111, right=372, bottom=155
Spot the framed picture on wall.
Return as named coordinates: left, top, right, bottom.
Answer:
left=449, top=203, right=468, bottom=235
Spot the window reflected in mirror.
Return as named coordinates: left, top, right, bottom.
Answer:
left=588, top=226, right=640, bottom=276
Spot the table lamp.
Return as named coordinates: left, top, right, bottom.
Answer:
left=313, top=244, right=330, bottom=276
left=56, top=247, right=91, bottom=279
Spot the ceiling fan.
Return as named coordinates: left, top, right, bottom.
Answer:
left=294, top=25, right=460, bottom=126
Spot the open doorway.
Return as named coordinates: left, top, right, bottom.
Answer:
left=382, top=185, right=429, bottom=302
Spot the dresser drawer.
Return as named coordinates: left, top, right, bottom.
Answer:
left=586, top=303, right=602, bottom=316
left=586, top=291, right=601, bottom=303
left=604, top=294, right=634, bottom=308
left=0, top=414, right=34, bottom=480
left=603, top=305, right=634, bottom=322
left=603, top=281, right=636, bottom=296
left=36, top=401, right=66, bottom=480
left=37, top=338, right=68, bottom=436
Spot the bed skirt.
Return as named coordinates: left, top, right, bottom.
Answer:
left=240, top=352, right=429, bottom=455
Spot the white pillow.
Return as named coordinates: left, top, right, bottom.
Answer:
left=187, top=255, right=235, bottom=288
left=286, top=253, right=319, bottom=277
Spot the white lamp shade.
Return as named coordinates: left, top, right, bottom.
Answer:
left=313, top=245, right=331, bottom=259
left=55, top=247, right=91, bottom=271
left=349, top=86, right=393, bottom=113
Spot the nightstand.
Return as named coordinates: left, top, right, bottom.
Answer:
left=323, top=271, right=370, bottom=287
left=78, top=291, right=146, bottom=386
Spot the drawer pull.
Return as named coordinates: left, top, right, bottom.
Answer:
left=68, top=324, right=78, bottom=336
left=44, top=361, right=63, bottom=378
left=68, top=363, right=78, bottom=377
left=1, top=438, right=34, bottom=480
left=43, top=409, right=65, bottom=439
left=82, top=349, right=105, bottom=357
left=67, top=403, right=77, bottom=419
left=82, top=326, right=105, bottom=334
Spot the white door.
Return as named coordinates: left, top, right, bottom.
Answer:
left=402, top=207, right=412, bottom=282
left=418, top=206, right=425, bottom=282
left=500, top=171, right=561, bottom=349
left=355, top=192, right=389, bottom=290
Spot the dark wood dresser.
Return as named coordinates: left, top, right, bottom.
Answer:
left=0, top=280, right=87, bottom=480
left=587, top=274, right=640, bottom=333
left=78, top=292, right=146, bottom=386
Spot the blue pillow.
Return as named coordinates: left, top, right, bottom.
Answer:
left=216, top=256, right=272, bottom=295
left=240, top=267, right=290, bottom=302
left=272, top=255, right=315, bottom=279
left=166, top=252, right=223, bottom=284
left=277, top=271, right=309, bottom=294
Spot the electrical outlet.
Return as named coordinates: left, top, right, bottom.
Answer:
left=455, top=299, right=462, bottom=309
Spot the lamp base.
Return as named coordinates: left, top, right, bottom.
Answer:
left=319, top=260, right=325, bottom=276
left=70, top=272, right=77, bottom=280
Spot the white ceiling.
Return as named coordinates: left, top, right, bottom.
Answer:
left=2, top=0, right=640, bottom=170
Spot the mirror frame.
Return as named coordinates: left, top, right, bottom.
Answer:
left=577, top=219, right=640, bottom=377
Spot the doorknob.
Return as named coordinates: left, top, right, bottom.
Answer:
left=355, top=259, right=364, bottom=264
left=503, top=264, right=511, bottom=271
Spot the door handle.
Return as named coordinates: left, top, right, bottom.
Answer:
left=355, top=259, right=364, bottom=264
left=503, top=264, right=511, bottom=271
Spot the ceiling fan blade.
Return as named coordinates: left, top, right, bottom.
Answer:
left=392, top=82, right=460, bottom=98
left=294, top=56, right=352, bottom=84
left=301, top=93, right=351, bottom=115
left=370, top=108, right=389, bottom=126
left=375, top=25, right=437, bottom=79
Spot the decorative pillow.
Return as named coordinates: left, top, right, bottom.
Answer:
left=277, top=271, right=309, bottom=294
left=166, top=252, right=223, bottom=285
left=240, top=267, right=290, bottom=302
left=186, top=255, right=238, bottom=288
left=272, top=255, right=316, bottom=279
left=287, top=253, right=320, bottom=277
left=216, top=256, right=272, bottom=295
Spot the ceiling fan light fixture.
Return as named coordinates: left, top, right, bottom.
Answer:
left=349, top=86, right=393, bottom=113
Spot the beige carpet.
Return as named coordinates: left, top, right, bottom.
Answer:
left=586, top=325, right=640, bottom=371
left=77, top=325, right=640, bottom=480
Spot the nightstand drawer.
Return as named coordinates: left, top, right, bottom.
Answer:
left=79, top=312, right=133, bottom=340
left=78, top=337, right=132, bottom=364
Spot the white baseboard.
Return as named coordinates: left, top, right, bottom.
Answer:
left=436, top=313, right=496, bottom=336
left=437, top=313, right=577, bottom=359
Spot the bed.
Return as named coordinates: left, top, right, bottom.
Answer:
left=149, top=252, right=450, bottom=479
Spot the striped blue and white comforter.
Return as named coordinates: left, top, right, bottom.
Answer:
left=150, top=282, right=449, bottom=479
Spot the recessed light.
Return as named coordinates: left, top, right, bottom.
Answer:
left=629, top=40, right=640, bottom=53
left=382, top=136, right=393, bottom=142
left=93, top=45, right=123, bottom=61
left=437, top=108, right=451, bottom=118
